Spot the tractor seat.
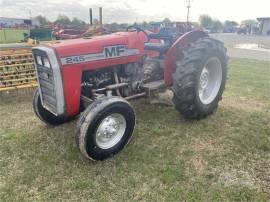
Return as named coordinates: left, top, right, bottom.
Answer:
left=144, top=43, right=170, bottom=53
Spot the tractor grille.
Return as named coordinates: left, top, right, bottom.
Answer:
left=33, top=50, right=57, bottom=115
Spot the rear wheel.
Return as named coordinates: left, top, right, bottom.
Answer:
left=33, top=88, right=67, bottom=125
left=172, top=37, right=228, bottom=119
left=76, top=96, right=135, bottom=161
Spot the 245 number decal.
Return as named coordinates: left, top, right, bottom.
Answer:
left=65, top=56, right=85, bottom=64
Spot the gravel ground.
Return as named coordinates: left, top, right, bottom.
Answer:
left=211, top=33, right=270, bottom=61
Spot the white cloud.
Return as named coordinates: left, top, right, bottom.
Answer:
left=0, top=0, right=268, bottom=23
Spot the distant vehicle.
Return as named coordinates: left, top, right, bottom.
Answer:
left=53, top=28, right=87, bottom=40
left=237, top=28, right=247, bottom=35
left=237, top=24, right=249, bottom=35
left=223, top=27, right=237, bottom=33
left=147, top=22, right=192, bottom=35
left=202, top=27, right=211, bottom=34
left=237, top=22, right=263, bottom=35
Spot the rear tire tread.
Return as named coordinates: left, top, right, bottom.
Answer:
left=172, top=37, right=228, bottom=119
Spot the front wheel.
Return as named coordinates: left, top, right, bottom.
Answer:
left=32, top=88, right=67, bottom=125
left=76, top=96, right=135, bottom=161
left=172, top=37, right=228, bottom=119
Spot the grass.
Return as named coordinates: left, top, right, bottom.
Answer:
left=0, top=58, right=270, bottom=201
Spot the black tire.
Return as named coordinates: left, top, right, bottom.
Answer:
left=76, top=96, right=135, bottom=161
left=172, top=37, right=228, bottom=119
left=33, top=88, right=67, bottom=126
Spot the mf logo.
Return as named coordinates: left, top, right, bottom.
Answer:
left=104, top=45, right=126, bottom=58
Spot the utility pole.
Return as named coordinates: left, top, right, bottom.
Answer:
left=29, top=10, right=32, bottom=20
left=29, top=10, right=32, bottom=27
left=186, top=0, right=192, bottom=24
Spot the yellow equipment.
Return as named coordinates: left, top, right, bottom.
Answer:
left=0, top=48, right=37, bottom=92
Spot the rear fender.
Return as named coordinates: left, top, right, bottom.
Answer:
left=164, top=30, right=208, bottom=86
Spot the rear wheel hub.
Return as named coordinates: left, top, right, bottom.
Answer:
left=198, top=57, right=222, bottom=105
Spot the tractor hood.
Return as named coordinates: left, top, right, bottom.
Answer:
left=45, top=32, right=146, bottom=66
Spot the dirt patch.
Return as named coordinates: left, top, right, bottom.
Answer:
left=158, top=92, right=269, bottom=113
left=189, top=140, right=217, bottom=175
left=218, top=168, right=259, bottom=189
left=221, top=96, right=268, bottom=112
left=191, top=156, right=206, bottom=175
left=234, top=43, right=270, bottom=52
left=191, top=139, right=217, bottom=153
left=150, top=90, right=174, bottom=106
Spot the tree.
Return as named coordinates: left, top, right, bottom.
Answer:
left=212, top=20, right=223, bottom=32
left=223, top=20, right=238, bottom=32
left=71, top=17, right=86, bottom=27
left=142, top=21, right=148, bottom=28
left=54, top=14, right=71, bottom=25
left=224, top=20, right=238, bottom=27
left=191, top=21, right=199, bottom=28
left=199, top=14, right=212, bottom=28
left=33, top=15, right=50, bottom=25
left=162, top=18, right=171, bottom=25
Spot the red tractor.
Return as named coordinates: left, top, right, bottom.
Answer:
left=32, top=26, right=228, bottom=161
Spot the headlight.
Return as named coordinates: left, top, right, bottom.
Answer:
left=35, top=55, right=51, bottom=68
left=36, top=55, right=42, bottom=65
left=43, top=57, right=51, bottom=68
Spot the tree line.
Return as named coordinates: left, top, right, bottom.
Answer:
left=199, top=15, right=257, bottom=33
left=34, top=15, right=86, bottom=27
left=34, top=14, right=257, bottom=33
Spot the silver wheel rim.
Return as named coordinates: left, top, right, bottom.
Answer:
left=198, top=57, right=222, bottom=105
left=95, top=113, right=126, bottom=149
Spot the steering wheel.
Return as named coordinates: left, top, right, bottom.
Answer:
left=126, top=25, right=150, bottom=42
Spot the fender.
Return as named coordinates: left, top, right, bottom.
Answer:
left=164, top=30, right=208, bottom=86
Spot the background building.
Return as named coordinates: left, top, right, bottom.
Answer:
left=0, top=17, right=40, bottom=28
left=257, top=17, right=270, bottom=35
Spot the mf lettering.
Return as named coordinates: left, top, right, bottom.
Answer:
left=104, top=46, right=126, bottom=58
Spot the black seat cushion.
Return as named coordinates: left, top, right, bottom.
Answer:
left=144, top=43, right=170, bottom=53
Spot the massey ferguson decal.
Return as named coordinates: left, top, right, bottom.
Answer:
left=61, top=45, right=140, bottom=65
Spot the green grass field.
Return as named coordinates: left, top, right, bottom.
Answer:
left=1, top=58, right=270, bottom=201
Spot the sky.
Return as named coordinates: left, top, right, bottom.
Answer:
left=0, top=0, right=269, bottom=23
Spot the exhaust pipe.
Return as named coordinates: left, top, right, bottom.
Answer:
left=89, top=8, right=93, bottom=25
left=99, top=7, right=102, bottom=25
